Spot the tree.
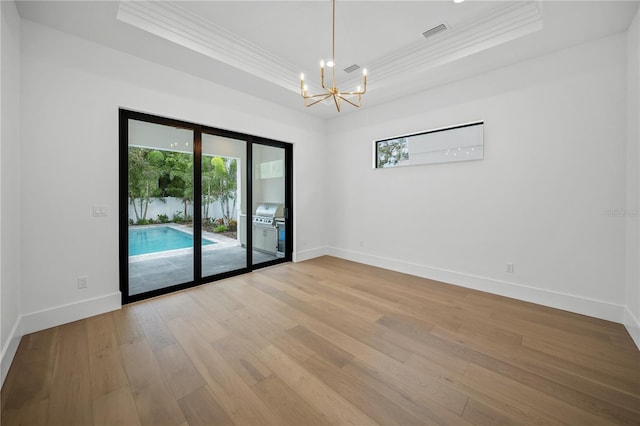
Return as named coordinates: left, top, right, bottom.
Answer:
left=201, top=155, right=216, bottom=220
left=377, top=137, right=409, bottom=168
left=211, top=157, right=238, bottom=226
left=163, top=152, right=193, bottom=219
left=128, top=149, right=235, bottom=225
left=128, top=148, right=164, bottom=221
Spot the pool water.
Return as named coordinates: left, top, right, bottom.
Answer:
left=129, top=226, right=214, bottom=256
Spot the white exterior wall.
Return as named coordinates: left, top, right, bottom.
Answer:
left=129, top=197, right=194, bottom=223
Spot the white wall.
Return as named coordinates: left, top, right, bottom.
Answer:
left=0, top=0, right=22, bottom=384
left=327, top=33, right=629, bottom=324
left=19, top=20, right=327, bottom=334
left=128, top=197, right=195, bottom=223
left=626, top=9, right=640, bottom=348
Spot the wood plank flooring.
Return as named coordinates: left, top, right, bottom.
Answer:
left=2, top=256, right=639, bottom=425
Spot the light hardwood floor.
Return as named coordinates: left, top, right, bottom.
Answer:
left=2, top=256, right=639, bottom=425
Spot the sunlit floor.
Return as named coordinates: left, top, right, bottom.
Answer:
left=128, top=246, right=277, bottom=295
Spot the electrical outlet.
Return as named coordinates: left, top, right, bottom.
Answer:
left=77, top=275, right=88, bottom=289
left=506, top=263, right=514, bottom=273
left=359, top=241, right=364, bottom=247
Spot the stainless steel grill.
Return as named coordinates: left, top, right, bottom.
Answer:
left=253, top=203, right=284, bottom=226
left=253, top=203, right=284, bottom=255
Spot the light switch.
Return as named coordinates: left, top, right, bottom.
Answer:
left=93, top=206, right=108, bottom=217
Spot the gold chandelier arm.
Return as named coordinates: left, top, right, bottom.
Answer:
left=304, top=93, right=333, bottom=107
left=333, top=93, right=341, bottom=112
left=341, top=75, right=367, bottom=95
left=304, top=92, right=333, bottom=99
left=338, top=94, right=361, bottom=108
left=303, top=93, right=331, bottom=99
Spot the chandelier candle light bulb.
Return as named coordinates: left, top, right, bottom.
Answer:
left=299, top=0, right=367, bottom=112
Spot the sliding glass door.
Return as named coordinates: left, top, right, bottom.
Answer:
left=126, top=119, right=195, bottom=296
left=120, top=110, right=292, bottom=304
left=201, top=133, right=247, bottom=277
left=252, top=143, right=287, bottom=267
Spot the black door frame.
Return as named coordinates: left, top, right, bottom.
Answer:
left=119, top=109, right=293, bottom=304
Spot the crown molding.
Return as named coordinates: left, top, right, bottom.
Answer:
left=117, top=1, right=302, bottom=92
left=117, top=1, right=542, bottom=96
left=342, top=1, right=543, bottom=91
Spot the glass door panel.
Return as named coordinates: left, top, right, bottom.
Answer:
left=201, top=133, right=247, bottom=276
left=252, top=144, right=286, bottom=266
left=127, top=119, right=194, bottom=296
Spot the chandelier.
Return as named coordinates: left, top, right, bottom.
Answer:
left=300, top=0, right=367, bottom=112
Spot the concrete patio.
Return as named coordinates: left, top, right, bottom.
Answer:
left=128, top=240, right=277, bottom=295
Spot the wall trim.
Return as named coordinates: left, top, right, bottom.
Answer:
left=326, top=246, right=626, bottom=325
left=1, top=317, right=22, bottom=387
left=624, top=306, right=640, bottom=350
left=294, top=246, right=328, bottom=263
left=20, top=292, right=121, bottom=336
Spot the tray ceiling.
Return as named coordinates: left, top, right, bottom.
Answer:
left=16, top=1, right=640, bottom=118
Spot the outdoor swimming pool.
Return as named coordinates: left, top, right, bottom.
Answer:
left=129, top=226, right=214, bottom=256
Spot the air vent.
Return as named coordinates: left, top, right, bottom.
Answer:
left=344, top=64, right=361, bottom=73
left=422, top=23, right=448, bottom=40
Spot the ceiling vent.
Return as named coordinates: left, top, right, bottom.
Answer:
left=422, top=23, right=448, bottom=40
left=343, top=64, right=361, bottom=73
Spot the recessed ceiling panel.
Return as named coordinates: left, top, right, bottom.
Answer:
left=16, top=0, right=640, bottom=117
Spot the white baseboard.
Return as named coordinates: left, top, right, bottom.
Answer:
left=1, top=317, right=22, bottom=387
left=294, top=246, right=328, bottom=263
left=326, top=247, right=626, bottom=325
left=20, top=292, right=121, bottom=336
left=624, top=307, right=640, bottom=350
